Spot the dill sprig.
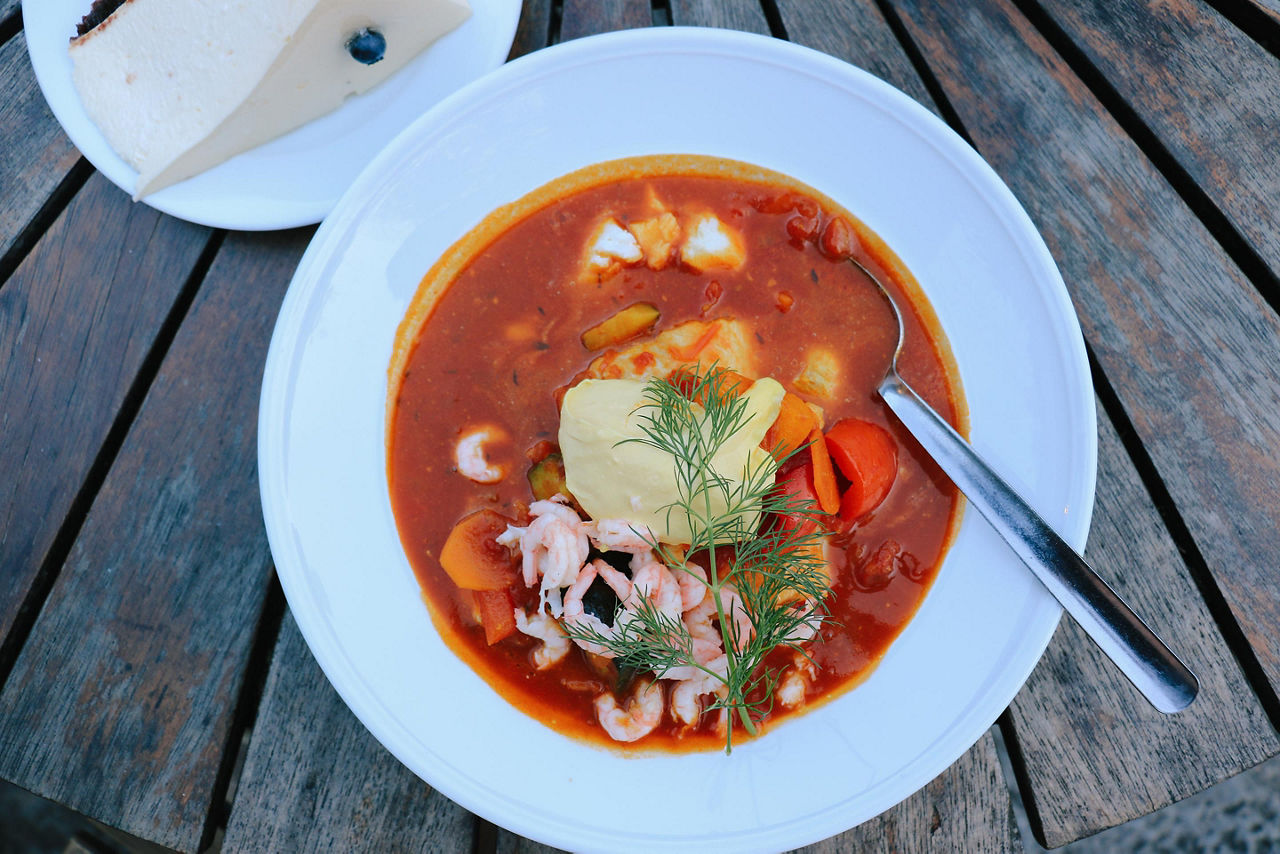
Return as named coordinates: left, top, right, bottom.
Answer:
left=563, top=366, right=832, bottom=752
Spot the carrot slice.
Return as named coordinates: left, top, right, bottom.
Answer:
left=439, top=509, right=521, bottom=591
left=764, top=392, right=818, bottom=460
left=808, top=427, right=841, bottom=514
left=670, top=366, right=752, bottom=404
left=475, top=589, right=517, bottom=645
left=825, top=419, right=898, bottom=522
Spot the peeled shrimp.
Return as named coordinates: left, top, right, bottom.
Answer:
left=777, top=652, right=818, bottom=709
left=682, top=595, right=721, bottom=645
left=783, top=599, right=823, bottom=644
left=719, top=586, right=754, bottom=652
left=562, top=560, right=630, bottom=657
left=622, top=559, right=684, bottom=625
left=671, top=654, right=729, bottom=726
left=682, top=586, right=753, bottom=650
left=656, top=636, right=724, bottom=682
left=513, top=609, right=570, bottom=670
left=673, top=560, right=708, bottom=612
left=595, top=677, right=664, bottom=742
left=454, top=425, right=507, bottom=484
left=499, top=496, right=590, bottom=616
left=777, top=668, right=807, bottom=709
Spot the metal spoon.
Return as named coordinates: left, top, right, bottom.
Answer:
left=851, top=257, right=1199, bottom=713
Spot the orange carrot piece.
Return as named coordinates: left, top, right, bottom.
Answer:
left=808, top=427, right=841, bottom=514
left=439, top=510, right=521, bottom=591
left=475, top=589, right=517, bottom=645
left=670, top=366, right=753, bottom=404
left=764, top=393, right=818, bottom=460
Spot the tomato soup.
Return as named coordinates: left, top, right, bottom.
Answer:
left=387, top=156, right=964, bottom=750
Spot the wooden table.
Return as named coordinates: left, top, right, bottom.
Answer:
left=4, top=0, right=1280, bottom=850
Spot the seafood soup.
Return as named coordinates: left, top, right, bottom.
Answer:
left=387, top=155, right=965, bottom=751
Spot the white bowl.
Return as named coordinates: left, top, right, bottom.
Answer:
left=258, top=27, right=1095, bottom=853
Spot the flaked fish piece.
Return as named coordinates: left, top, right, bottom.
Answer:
left=586, top=317, right=758, bottom=381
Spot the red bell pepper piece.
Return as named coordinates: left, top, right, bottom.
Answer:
left=824, top=419, right=898, bottom=523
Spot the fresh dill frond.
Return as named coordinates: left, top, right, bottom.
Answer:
left=561, top=366, right=832, bottom=753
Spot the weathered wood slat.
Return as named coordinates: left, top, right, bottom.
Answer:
left=669, top=0, right=770, bottom=33
left=796, top=730, right=1015, bottom=852
left=494, top=830, right=564, bottom=853
left=507, top=0, right=552, bottom=60
left=1008, top=404, right=1279, bottom=846
left=776, top=0, right=934, bottom=107
left=558, top=0, right=651, bottom=42
left=881, top=0, right=1280, bottom=842
left=0, top=229, right=309, bottom=853
left=1034, top=0, right=1280, bottom=284
left=0, top=173, right=209, bottom=648
left=223, top=614, right=475, bottom=852
left=0, top=33, right=83, bottom=268
left=1, top=1, right=19, bottom=26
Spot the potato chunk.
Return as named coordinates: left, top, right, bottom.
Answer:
left=793, top=348, right=841, bottom=399
left=581, top=302, right=661, bottom=351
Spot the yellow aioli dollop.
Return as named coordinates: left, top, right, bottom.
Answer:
left=559, top=377, right=786, bottom=544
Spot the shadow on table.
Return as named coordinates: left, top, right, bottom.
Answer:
left=0, top=780, right=181, bottom=854
left=1002, top=742, right=1280, bottom=853
left=3, top=752, right=1280, bottom=853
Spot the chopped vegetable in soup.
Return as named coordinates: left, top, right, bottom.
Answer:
left=387, top=156, right=964, bottom=751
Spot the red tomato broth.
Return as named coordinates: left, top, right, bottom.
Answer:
left=387, top=155, right=966, bottom=751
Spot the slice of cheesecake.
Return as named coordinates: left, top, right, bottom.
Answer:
left=70, top=0, right=471, bottom=198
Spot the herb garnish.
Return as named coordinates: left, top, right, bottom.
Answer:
left=563, top=367, right=831, bottom=752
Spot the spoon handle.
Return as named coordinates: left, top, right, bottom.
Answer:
left=877, top=372, right=1199, bottom=713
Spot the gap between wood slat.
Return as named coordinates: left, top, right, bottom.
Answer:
left=1011, top=0, right=1280, bottom=318
left=199, top=575, right=287, bottom=851
left=989, top=719, right=1037, bottom=851
left=547, top=0, right=564, bottom=44
left=1203, top=0, right=1280, bottom=58
left=0, top=159, right=93, bottom=292
left=994, top=708, right=1045, bottom=848
left=1084, top=340, right=1280, bottom=731
left=0, top=9, right=20, bottom=48
left=759, top=0, right=789, bottom=40
left=473, top=817, right=500, bottom=854
left=870, top=0, right=976, bottom=146
left=650, top=0, right=672, bottom=27
left=0, top=228, right=226, bottom=695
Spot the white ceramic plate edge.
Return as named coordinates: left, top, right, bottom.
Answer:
left=22, top=0, right=522, bottom=229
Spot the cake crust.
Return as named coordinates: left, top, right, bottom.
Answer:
left=74, top=0, right=129, bottom=39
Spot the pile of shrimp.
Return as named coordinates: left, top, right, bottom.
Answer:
left=495, top=495, right=814, bottom=742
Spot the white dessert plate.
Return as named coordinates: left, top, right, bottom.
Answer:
left=258, top=28, right=1096, bottom=853
left=22, top=0, right=522, bottom=230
